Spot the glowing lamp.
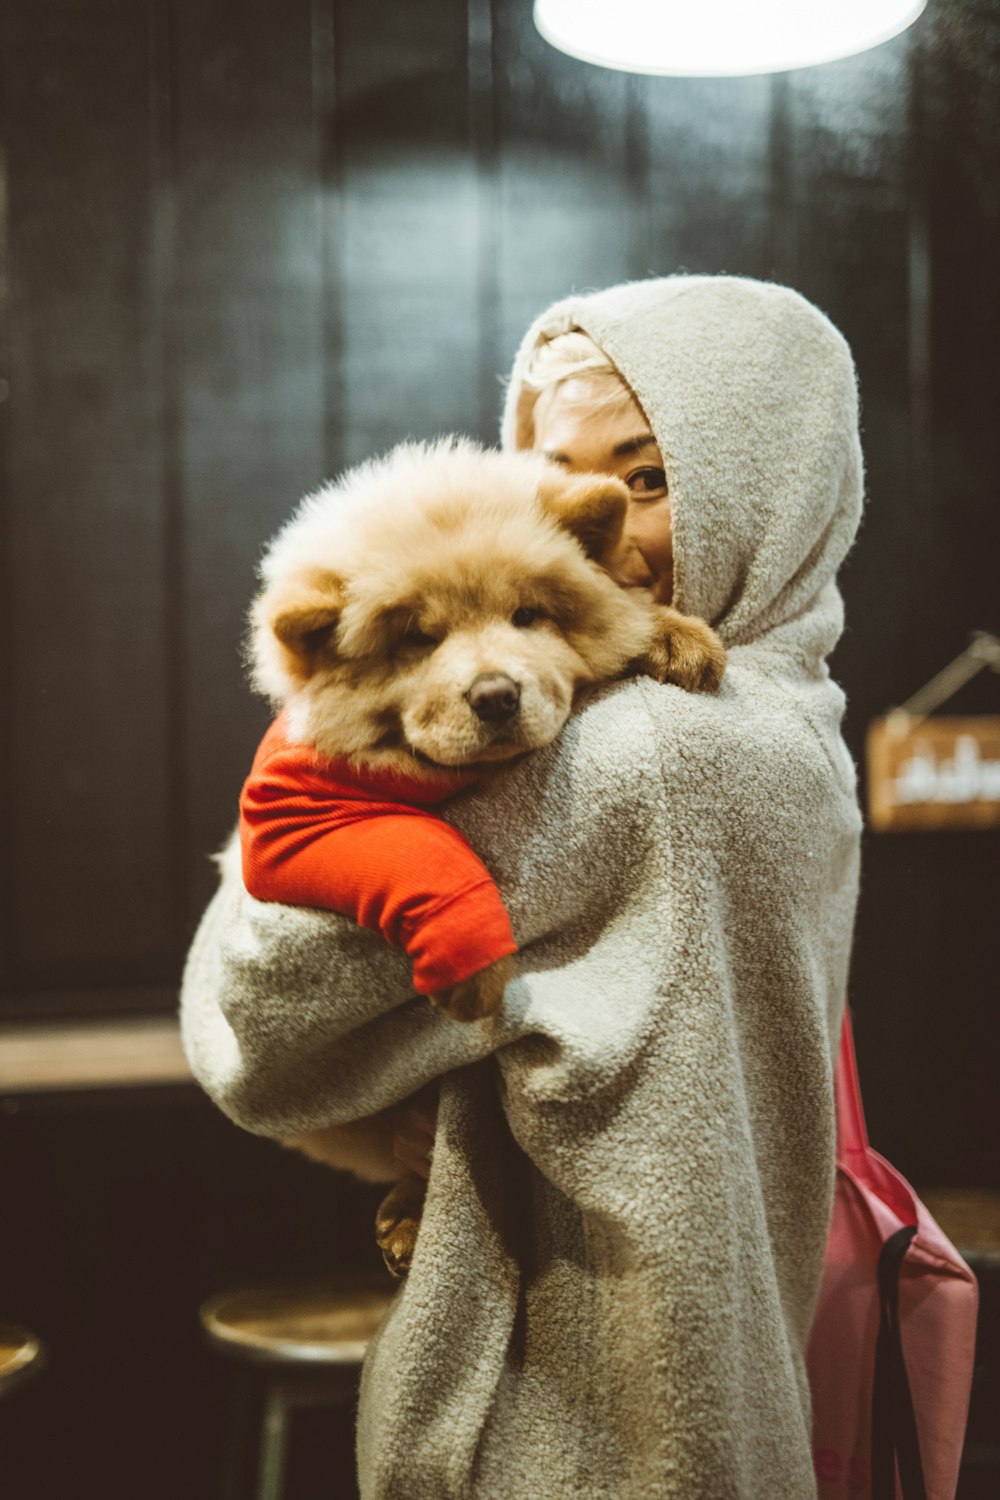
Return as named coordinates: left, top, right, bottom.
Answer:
left=533, top=0, right=927, bottom=77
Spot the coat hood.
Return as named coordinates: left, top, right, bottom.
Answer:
left=502, top=276, right=864, bottom=664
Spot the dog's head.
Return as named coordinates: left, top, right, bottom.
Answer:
left=249, top=439, right=652, bottom=774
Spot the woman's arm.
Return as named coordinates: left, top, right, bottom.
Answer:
left=180, top=840, right=501, bottom=1139
left=179, top=682, right=656, bottom=1141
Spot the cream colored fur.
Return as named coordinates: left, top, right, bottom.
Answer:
left=248, top=438, right=721, bottom=778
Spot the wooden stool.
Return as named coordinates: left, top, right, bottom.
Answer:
left=200, top=1282, right=393, bottom=1500
left=0, top=1323, right=44, bottom=1401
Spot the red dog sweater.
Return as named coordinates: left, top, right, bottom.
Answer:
left=239, top=716, right=518, bottom=995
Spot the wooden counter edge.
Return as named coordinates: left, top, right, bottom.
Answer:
left=0, top=1016, right=193, bottom=1092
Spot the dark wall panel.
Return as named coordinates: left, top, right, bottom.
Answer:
left=784, top=40, right=915, bottom=700
left=1, top=0, right=997, bottom=1190
left=923, top=0, right=1000, bottom=637
left=171, top=0, right=328, bottom=927
left=334, top=0, right=483, bottom=461
left=3, top=0, right=174, bottom=989
left=493, top=0, right=635, bottom=378
left=776, top=41, right=942, bottom=1183
left=641, top=74, right=774, bottom=281
left=853, top=4, right=1000, bottom=1187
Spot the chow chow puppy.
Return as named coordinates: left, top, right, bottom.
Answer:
left=244, top=436, right=726, bottom=1273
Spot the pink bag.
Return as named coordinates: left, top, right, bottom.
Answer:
left=806, top=1008, right=979, bottom=1499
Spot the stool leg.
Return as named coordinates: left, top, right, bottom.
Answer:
left=256, top=1382, right=290, bottom=1500
left=219, top=1365, right=260, bottom=1500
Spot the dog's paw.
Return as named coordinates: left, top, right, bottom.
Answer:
left=428, top=954, right=513, bottom=1023
left=375, top=1175, right=426, bottom=1280
left=376, top=1213, right=421, bottom=1279
left=644, top=608, right=727, bottom=693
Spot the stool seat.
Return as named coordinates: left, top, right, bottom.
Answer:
left=0, top=1323, right=44, bottom=1398
left=201, top=1281, right=394, bottom=1500
left=200, top=1282, right=394, bottom=1365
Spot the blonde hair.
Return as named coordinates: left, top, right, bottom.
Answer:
left=516, top=331, right=633, bottom=447
left=522, top=330, right=620, bottom=391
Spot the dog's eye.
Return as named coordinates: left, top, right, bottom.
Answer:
left=512, top=606, right=541, bottom=628
left=402, top=626, right=438, bottom=650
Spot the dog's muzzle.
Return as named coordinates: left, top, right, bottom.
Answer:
left=465, top=673, right=521, bottom=725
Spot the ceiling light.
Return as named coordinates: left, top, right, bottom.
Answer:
left=533, top=0, right=927, bottom=77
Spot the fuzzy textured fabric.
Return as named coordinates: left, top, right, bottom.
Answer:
left=181, top=275, right=864, bottom=1499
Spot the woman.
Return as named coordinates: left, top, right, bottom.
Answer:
left=182, top=275, right=864, bottom=1498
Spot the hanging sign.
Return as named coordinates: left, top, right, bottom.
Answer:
left=866, top=716, right=1000, bottom=832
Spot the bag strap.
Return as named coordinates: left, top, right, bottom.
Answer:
left=838, top=1006, right=928, bottom=1500
left=835, top=1005, right=870, bottom=1158
left=871, top=1226, right=928, bottom=1500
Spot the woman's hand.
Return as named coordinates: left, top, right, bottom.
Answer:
left=392, top=1094, right=438, bottom=1181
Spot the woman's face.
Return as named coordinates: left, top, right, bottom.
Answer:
left=531, top=376, right=673, bottom=604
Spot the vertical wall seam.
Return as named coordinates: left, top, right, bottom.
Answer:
left=906, top=27, right=933, bottom=549
left=625, top=73, right=652, bottom=281
left=313, top=0, right=342, bottom=480
left=468, top=0, right=500, bottom=442
left=149, top=0, right=187, bottom=973
left=767, top=72, right=798, bottom=285
left=0, top=0, right=14, bottom=990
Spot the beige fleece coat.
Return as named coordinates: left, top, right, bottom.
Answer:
left=181, top=275, right=864, bottom=1499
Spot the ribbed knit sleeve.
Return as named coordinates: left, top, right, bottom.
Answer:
left=239, top=721, right=517, bottom=994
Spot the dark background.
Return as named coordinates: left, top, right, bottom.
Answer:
left=1, top=0, right=998, bottom=1496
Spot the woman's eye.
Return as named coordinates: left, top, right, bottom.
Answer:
left=512, top=606, right=541, bottom=628
left=627, top=466, right=667, bottom=495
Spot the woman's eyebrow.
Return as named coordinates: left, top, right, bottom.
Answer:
left=542, top=435, right=658, bottom=465
left=612, top=435, right=659, bottom=458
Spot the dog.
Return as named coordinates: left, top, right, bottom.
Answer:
left=243, top=437, right=726, bottom=1273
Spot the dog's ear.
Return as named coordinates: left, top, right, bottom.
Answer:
left=538, top=471, right=629, bottom=566
left=271, top=597, right=342, bottom=656
left=252, top=572, right=345, bottom=690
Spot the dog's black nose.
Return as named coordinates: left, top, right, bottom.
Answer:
left=466, top=673, right=521, bottom=724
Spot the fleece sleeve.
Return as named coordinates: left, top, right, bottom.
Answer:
left=180, top=682, right=656, bottom=1139
left=240, top=740, right=517, bottom=995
